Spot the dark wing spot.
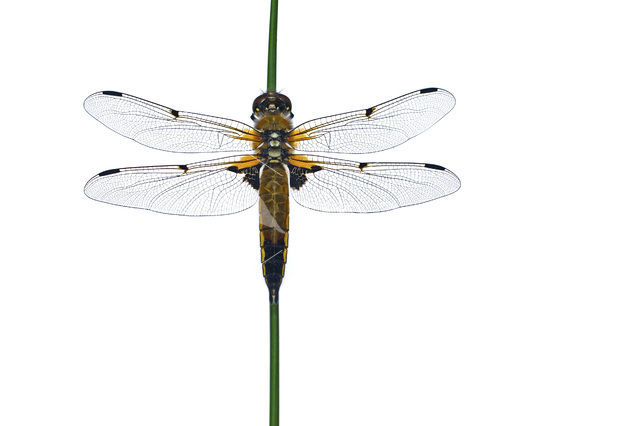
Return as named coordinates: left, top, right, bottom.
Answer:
left=98, top=168, right=120, bottom=176
left=242, top=165, right=261, bottom=190
left=289, top=165, right=308, bottom=189
left=420, top=88, right=438, bottom=94
left=170, top=109, right=179, bottom=118
left=289, top=165, right=322, bottom=189
left=102, top=91, right=123, bottom=97
left=358, top=162, right=368, bottom=170
left=424, top=163, right=446, bottom=170
left=227, top=165, right=260, bottom=189
left=178, top=164, right=188, bottom=171
left=365, top=106, right=375, bottom=117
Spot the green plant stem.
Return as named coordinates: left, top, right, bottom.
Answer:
left=270, top=302, right=279, bottom=426
left=267, top=0, right=278, bottom=91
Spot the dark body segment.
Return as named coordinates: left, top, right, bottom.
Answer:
left=259, top=163, right=289, bottom=303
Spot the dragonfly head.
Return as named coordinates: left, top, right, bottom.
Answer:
left=251, top=91, right=293, bottom=121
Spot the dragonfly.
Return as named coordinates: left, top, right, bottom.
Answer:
left=84, top=88, right=460, bottom=302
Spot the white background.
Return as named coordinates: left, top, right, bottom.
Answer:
left=1, top=0, right=638, bottom=425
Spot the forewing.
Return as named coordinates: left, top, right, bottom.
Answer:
left=84, top=91, right=261, bottom=153
left=287, top=155, right=460, bottom=213
left=288, top=88, right=455, bottom=154
left=85, top=155, right=263, bottom=216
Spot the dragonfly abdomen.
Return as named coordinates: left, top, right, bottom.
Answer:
left=259, top=163, right=289, bottom=303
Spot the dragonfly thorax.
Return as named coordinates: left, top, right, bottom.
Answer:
left=268, top=146, right=283, bottom=158
left=269, top=132, right=281, bottom=147
left=257, top=128, right=290, bottom=162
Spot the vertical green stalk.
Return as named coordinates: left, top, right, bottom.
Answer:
left=270, top=302, right=280, bottom=426
left=267, top=0, right=279, bottom=91
left=267, top=1, right=280, bottom=423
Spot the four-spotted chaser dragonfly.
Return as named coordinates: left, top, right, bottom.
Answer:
left=84, top=88, right=460, bottom=302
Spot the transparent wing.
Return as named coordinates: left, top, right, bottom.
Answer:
left=287, top=155, right=460, bottom=213
left=288, top=88, right=455, bottom=154
left=84, top=91, right=261, bottom=153
left=85, top=155, right=264, bottom=216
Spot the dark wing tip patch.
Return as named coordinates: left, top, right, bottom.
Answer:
left=365, top=106, right=375, bottom=117
left=178, top=164, right=188, bottom=171
left=101, top=91, right=123, bottom=97
left=419, top=87, right=438, bottom=94
left=170, top=109, right=179, bottom=118
left=98, top=168, right=120, bottom=176
left=358, top=162, right=368, bottom=170
left=424, top=163, right=446, bottom=170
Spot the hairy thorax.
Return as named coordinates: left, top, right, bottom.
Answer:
left=255, top=114, right=294, bottom=163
